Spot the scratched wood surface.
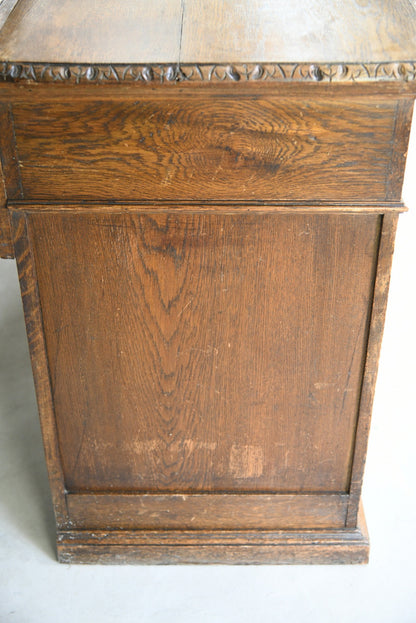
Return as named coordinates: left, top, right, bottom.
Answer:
left=0, top=143, right=13, bottom=258
left=11, top=97, right=397, bottom=202
left=66, top=493, right=348, bottom=530
left=346, top=213, right=399, bottom=526
left=0, top=209, right=13, bottom=257
left=56, top=507, right=369, bottom=563
left=181, top=0, right=416, bottom=64
left=24, top=210, right=380, bottom=494
left=0, top=103, right=22, bottom=200
left=0, top=0, right=415, bottom=63
left=0, top=0, right=182, bottom=63
left=12, top=211, right=69, bottom=527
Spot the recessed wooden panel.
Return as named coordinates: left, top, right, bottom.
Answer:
left=25, top=210, right=380, bottom=494
left=66, top=493, right=348, bottom=530
left=11, top=97, right=396, bottom=202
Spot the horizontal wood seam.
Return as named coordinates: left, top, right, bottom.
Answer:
left=8, top=203, right=408, bottom=214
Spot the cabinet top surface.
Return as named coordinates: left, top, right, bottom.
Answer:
left=0, top=0, right=416, bottom=65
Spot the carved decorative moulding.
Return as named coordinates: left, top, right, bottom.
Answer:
left=1, top=61, right=416, bottom=85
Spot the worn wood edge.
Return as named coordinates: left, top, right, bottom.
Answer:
left=8, top=202, right=408, bottom=215
left=386, top=99, right=415, bottom=200
left=66, top=492, right=348, bottom=531
left=11, top=211, right=69, bottom=527
left=0, top=61, right=415, bottom=86
left=0, top=133, right=14, bottom=258
left=346, top=214, right=399, bottom=527
left=0, top=153, right=6, bottom=208
left=1, top=81, right=415, bottom=101
left=0, top=207, right=13, bottom=257
left=0, top=102, right=23, bottom=200
left=56, top=508, right=369, bottom=565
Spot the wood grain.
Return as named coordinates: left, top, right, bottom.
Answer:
left=24, top=210, right=380, bottom=495
left=56, top=506, right=369, bottom=565
left=1, top=1, right=413, bottom=565
left=11, top=97, right=396, bottom=202
left=10, top=203, right=408, bottom=215
left=181, top=0, right=416, bottom=64
left=66, top=493, right=348, bottom=530
left=0, top=102, right=22, bottom=200
left=0, top=0, right=415, bottom=64
left=0, top=103, right=15, bottom=257
left=346, top=213, right=399, bottom=527
left=11, top=211, right=69, bottom=528
left=1, top=82, right=416, bottom=103
left=386, top=99, right=415, bottom=200
left=0, top=0, right=182, bottom=63
left=0, top=208, right=13, bottom=257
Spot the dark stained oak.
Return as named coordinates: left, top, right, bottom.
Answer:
left=11, top=97, right=398, bottom=202
left=0, top=102, right=22, bottom=201
left=56, top=505, right=369, bottom=564
left=12, top=212, right=69, bottom=527
left=346, top=213, right=399, bottom=526
left=66, top=493, right=348, bottom=531
left=385, top=100, right=415, bottom=201
left=1, top=0, right=415, bottom=564
left=22, top=210, right=380, bottom=495
left=0, top=208, right=13, bottom=258
left=0, top=146, right=13, bottom=258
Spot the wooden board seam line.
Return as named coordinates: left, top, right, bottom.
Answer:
left=7, top=203, right=408, bottom=215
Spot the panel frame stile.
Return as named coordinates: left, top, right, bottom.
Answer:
left=346, top=212, right=400, bottom=527
left=11, top=210, right=70, bottom=529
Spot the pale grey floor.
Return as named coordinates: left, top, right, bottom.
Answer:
left=1, top=112, right=415, bottom=622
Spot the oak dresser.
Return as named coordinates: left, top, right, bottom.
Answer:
left=1, top=0, right=415, bottom=564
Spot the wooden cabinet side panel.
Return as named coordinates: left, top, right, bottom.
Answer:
left=24, top=210, right=381, bottom=495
